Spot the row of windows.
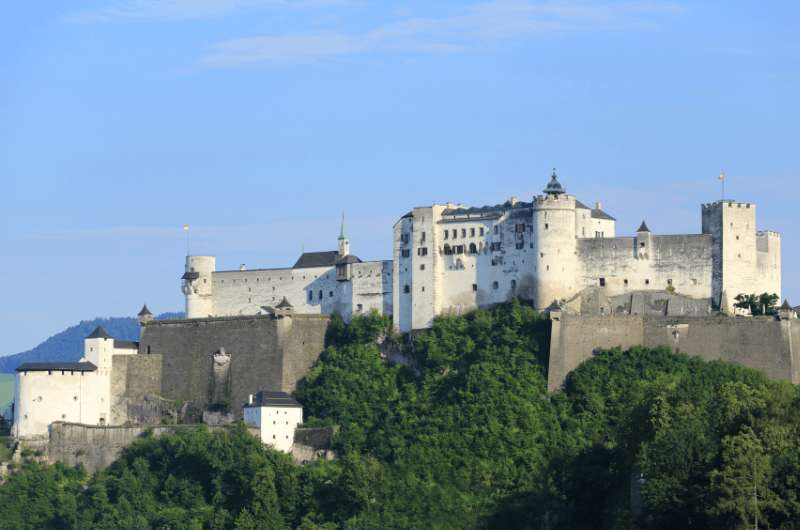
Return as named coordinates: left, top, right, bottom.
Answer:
left=598, top=277, right=697, bottom=287
left=443, top=227, right=485, bottom=239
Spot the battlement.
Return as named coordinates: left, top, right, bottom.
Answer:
left=702, top=200, right=755, bottom=210
left=533, top=193, right=575, bottom=207
left=757, top=230, right=781, bottom=238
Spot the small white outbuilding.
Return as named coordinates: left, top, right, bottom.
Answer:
left=243, top=391, right=303, bottom=452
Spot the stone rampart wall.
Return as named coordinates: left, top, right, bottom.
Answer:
left=548, top=313, right=799, bottom=391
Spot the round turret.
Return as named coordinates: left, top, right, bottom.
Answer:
left=532, top=170, right=578, bottom=308
left=183, top=255, right=215, bottom=318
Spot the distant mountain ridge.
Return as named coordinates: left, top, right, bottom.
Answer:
left=0, top=313, right=183, bottom=374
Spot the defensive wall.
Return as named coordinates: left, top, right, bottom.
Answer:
left=138, top=314, right=328, bottom=416
left=110, top=353, right=162, bottom=425
left=547, top=312, right=800, bottom=391
left=46, top=422, right=335, bottom=473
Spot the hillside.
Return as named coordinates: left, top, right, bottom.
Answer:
left=0, top=374, right=13, bottom=418
left=0, top=312, right=183, bottom=374
left=1, top=302, right=799, bottom=529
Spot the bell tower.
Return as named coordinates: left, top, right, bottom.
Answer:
left=338, top=213, right=350, bottom=257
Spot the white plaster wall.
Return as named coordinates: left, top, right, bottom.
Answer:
left=533, top=194, right=579, bottom=308
left=756, top=231, right=781, bottom=299
left=576, top=209, right=616, bottom=239
left=351, top=261, right=392, bottom=317
left=13, top=370, right=106, bottom=439
left=577, top=234, right=714, bottom=299
left=244, top=406, right=303, bottom=453
left=393, top=217, right=413, bottom=332
left=185, top=256, right=216, bottom=318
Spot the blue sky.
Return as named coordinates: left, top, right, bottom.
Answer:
left=1, top=1, right=798, bottom=354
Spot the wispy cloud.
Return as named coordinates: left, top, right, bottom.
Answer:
left=67, top=0, right=345, bottom=23
left=203, top=0, right=682, bottom=65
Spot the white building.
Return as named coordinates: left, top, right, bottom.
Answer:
left=182, top=218, right=392, bottom=321
left=179, top=171, right=780, bottom=333
left=393, top=171, right=780, bottom=331
left=243, top=391, right=304, bottom=453
left=12, top=326, right=138, bottom=439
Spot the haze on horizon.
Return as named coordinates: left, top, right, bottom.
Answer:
left=2, top=0, right=798, bottom=355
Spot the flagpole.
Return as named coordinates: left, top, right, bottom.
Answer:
left=719, top=171, right=726, bottom=201
left=183, top=225, right=190, bottom=256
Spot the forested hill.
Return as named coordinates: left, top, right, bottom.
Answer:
left=1, top=302, right=799, bottom=529
left=0, top=312, right=182, bottom=374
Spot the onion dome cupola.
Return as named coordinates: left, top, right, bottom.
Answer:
left=543, top=168, right=566, bottom=196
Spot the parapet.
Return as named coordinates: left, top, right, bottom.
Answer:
left=757, top=230, right=781, bottom=238
left=701, top=200, right=755, bottom=210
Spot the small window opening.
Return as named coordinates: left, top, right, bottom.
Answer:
left=599, top=278, right=606, bottom=287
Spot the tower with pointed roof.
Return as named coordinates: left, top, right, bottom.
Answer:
left=532, top=169, right=580, bottom=308
left=138, top=304, right=153, bottom=326
left=338, top=213, right=350, bottom=258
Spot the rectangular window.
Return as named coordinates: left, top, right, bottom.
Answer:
left=329, top=291, right=334, bottom=297
left=308, top=291, right=313, bottom=302
left=515, top=242, right=524, bottom=249
left=470, top=228, right=475, bottom=237
left=417, top=247, right=428, bottom=256
left=403, top=285, right=410, bottom=293
left=667, top=279, right=673, bottom=286
left=401, top=233, right=410, bottom=244
left=452, top=229, right=457, bottom=239
left=479, top=227, right=485, bottom=236
left=493, top=226, right=499, bottom=234
left=455, top=245, right=464, bottom=254
left=420, top=264, right=425, bottom=270
left=444, top=230, right=449, bottom=240
left=510, top=279, right=517, bottom=290
left=645, top=279, right=650, bottom=285
left=401, top=249, right=411, bottom=258
left=472, top=283, right=477, bottom=292
left=492, top=281, right=499, bottom=290
left=545, top=223, right=549, bottom=230
left=599, top=278, right=606, bottom=287
left=490, top=242, right=502, bottom=252
left=357, top=304, right=363, bottom=312
left=624, top=279, right=629, bottom=286
left=421, top=231, right=426, bottom=242
left=461, top=229, right=467, bottom=238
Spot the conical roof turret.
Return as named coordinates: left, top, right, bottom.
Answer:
left=637, top=220, right=651, bottom=233
left=86, top=326, right=112, bottom=339
left=138, top=304, right=152, bottom=317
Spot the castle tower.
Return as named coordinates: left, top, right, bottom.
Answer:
left=636, top=221, right=652, bottom=260
left=532, top=170, right=579, bottom=309
left=84, top=326, right=114, bottom=372
left=702, top=200, right=761, bottom=313
left=137, top=304, right=153, bottom=326
left=183, top=255, right=215, bottom=318
left=338, top=213, right=350, bottom=257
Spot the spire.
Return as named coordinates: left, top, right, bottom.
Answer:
left=543, top=168, right=566, bottom=195
left=137, top=304, right=152, bottom=317
left=780, top=299, right=793, bottom=310
left=338, top=212, right=347, bottom=241
left=637, top=220, right=650, bottom=233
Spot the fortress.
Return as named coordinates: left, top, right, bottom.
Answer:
left=9, top=171, right=796, bottom=468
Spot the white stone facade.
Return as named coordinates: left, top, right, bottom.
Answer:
left=243, top=392, right=304, bottom=453
left=181, top=173, right=781, bottom=332
left=12, top=328, right=138, bottom=439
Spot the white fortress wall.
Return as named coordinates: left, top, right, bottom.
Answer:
left=212, top=266, right=337, bottom=317
left=577, top=234, right=714, bottom=300
left=350, top=261, right=393, bottom=317
left=756, top=230, right=781, bottom=298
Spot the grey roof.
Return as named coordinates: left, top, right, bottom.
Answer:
left=17, top=362, right=97, bottom=373
left=543, top=170, right=566, bottom=195
left=591, top=208, right=616, bottom=221
left=181, top=271, right=200, bottom=280
left=336, top=255, right=361, bottom=265
left=138, top=304, right=152, bottom=317
left=114, top=340, right=139, bottom=349
left=637, top=221, right=651, bottom=232
left=86, top=326, right=112, bottom=339
left=780, top=299, right=793, bottom=310
left=575, top=200, right=591, bottom=210
left=246, top=390, right=303, bottom=408
left=292, top=251, right=339, bottom=269
left=275, top=297, right=293, bottom=309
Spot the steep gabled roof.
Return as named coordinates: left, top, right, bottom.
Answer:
left=591, top=208, right=616, bottom=221
left=275, top=297, right=293, bottom=309
left=86, top=326, right=112, bottom=339
left=292, top=251, right=339, bottom=269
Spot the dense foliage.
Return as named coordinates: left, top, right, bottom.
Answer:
left=734, top=292, right=780, bottom=315
left=1, top=301, right=799, bottom=529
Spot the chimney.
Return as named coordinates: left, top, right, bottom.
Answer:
left=595, top=201, right=602, bottom=210
left=248, top=394, right=254, bottom=405
left=240, top=264, right=247, bottom=271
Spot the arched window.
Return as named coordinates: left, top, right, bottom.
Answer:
left=469, top=243, right=478, bottom=254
